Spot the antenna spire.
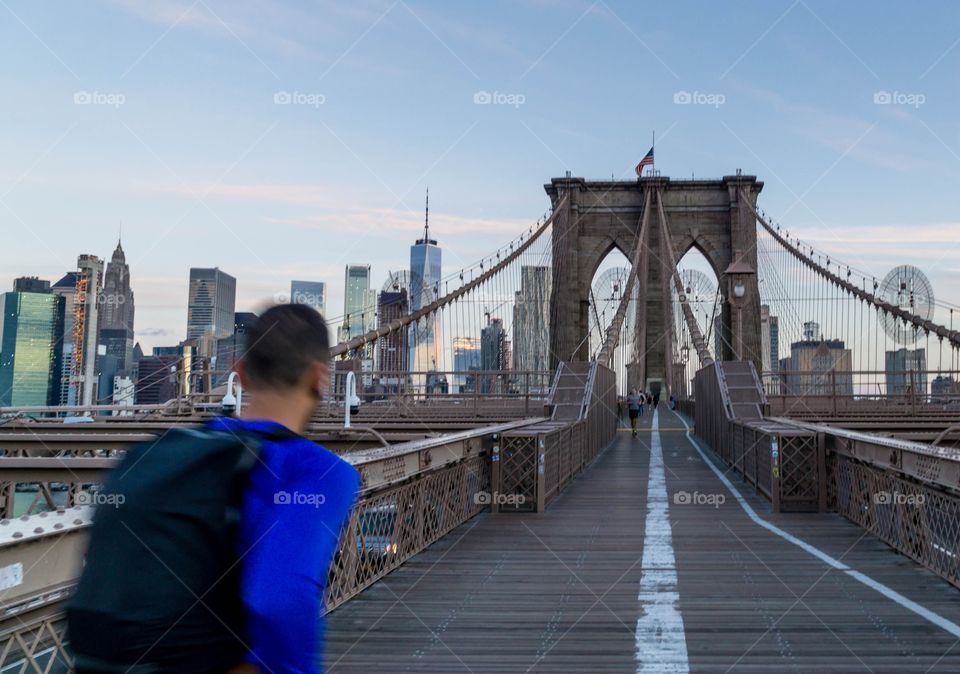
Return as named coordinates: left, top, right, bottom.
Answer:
left=424, top=187, right=430, bottom=240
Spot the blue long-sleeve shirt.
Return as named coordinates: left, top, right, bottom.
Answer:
left=206, top=417, right=360, bottom=673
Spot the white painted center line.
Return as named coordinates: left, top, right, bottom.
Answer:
left=635, top=409, right=690, bottom=673
left=672, top=409, right=960, bottom=640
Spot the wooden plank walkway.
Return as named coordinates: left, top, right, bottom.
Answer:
left=325, top=408, right=960, bottom=673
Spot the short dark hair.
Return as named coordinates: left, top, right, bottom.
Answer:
left=241, top=304, right=330, bottom=390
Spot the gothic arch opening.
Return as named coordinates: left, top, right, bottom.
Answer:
left=589, top=247, right=635, bottom=393
left=673, top=247, right=722, bottom=397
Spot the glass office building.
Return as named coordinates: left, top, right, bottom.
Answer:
left=187, top=268, right=236, bottom=358
left=409, top=225, right=442, bottom=372
left=291, top=280, right=326, bottom=315
left=0, top=291, right=63, bottom=407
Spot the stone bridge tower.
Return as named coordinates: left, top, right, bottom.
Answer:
left=545, top=174, right=763, bottom=392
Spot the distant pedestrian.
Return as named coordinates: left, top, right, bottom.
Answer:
left=626, top=388, right=642, bottom=437
left=653, top=391, right=660, bottom=408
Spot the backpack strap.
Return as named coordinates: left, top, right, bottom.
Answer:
left=222, top=424, right=300, bottom=531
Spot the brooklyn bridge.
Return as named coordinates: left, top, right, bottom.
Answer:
left=2, top=173, right=959, bottom=673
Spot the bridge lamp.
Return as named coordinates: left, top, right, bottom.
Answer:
left=222, top=371, right=243, bottom=416
left=724, top=260, right=756, bottom=361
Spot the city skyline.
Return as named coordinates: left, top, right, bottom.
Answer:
left=3, top=1, right=960, bottom=354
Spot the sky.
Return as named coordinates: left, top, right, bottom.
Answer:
left=2, top=0, right=959, bottom=353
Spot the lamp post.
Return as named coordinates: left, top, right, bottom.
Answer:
left=724, top=259, right=756, bottom=361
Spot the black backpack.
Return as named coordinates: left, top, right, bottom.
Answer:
left=67, top=424, right=295, bottom=673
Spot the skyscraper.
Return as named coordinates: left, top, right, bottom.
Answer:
left=74, top=255, right=104, bottom=406
left=377, top=290, right=408, bottom=369
left=98, top=239, right=135, bottom=373
left=760, top=304, right=780, bottom=393
left=885, top=347, right=927, bottom=396
left=409, top=189, right=442, bottom=373
left=480, top=317, right=508, bottom=394
left=0, top=282, right=63, bottom=407
left=512, top=266, right=551, bottom=374
left=214, top=312, right=258, bottom=384
left=780, top=335, right=853, bottom=396
left=290, top=280, right=326, bottom=315
left=51, top=272, right=78, bottom=406
left=452, top=337, right=481, bottom=392
left=377, top=289, right=408, bottom=391
left=342, top=265, right=375, bottom=341
left=13, top=277, right=51, bottom=293
left=187, top=268, right=236, bottom=358
left=134, top=352, right=179, bottom=405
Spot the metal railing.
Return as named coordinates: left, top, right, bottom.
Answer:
left=496, top=361, right=618, bottom=512
left=692, top=362, right=823, bottom=512
left=0, top=418, right=543, bottom=670
left=776, top=419, right=960, bottom=590
left=763, top=369, right=960, bottom=418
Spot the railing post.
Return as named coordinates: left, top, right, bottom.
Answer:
left=536, top=434, right=546, bottom=513
left=816, top=431, right=827, bottom=513
left=490, top=432, right=501, bottom=514
left=771, top=435, right=781, bottom=513
left=831, top=370, right=837, bottom=416
left=524, top=371, right=530, bottom=415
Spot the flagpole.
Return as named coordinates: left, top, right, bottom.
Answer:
left=652, top=130, right=655, bottom=176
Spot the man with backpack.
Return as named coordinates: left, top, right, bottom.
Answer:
left=67, top=304, right=360, bottom=673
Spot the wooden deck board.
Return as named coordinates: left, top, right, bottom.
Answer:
left=325, top=409, right=960, bottom=673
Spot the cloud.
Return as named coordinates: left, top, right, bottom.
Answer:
left=144, top=181, right=344, bottom=206
left=270, top=207, right=530, bottom=238
left=791, top=222, right=960, bottom=245
left=108, top=0, right=227, bottom=33
left=735, top=83, right=938, bottom=174
left=106, top=0, right=407, bottom=63
left=768, top=223, right=960, bottom=283
left=136, top=327, right=171, bottom=337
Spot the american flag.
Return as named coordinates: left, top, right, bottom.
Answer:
left=634, top=147, right=654, bottom=177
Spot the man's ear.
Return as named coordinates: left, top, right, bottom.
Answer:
left=233, top=359, right=247, bottom=384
